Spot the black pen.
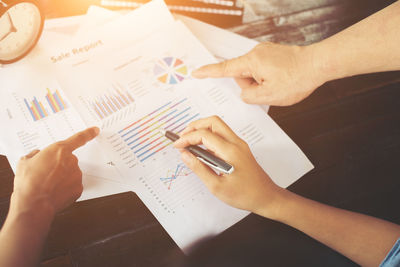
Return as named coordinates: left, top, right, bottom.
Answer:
left=160, top=129, right=234, bottom=174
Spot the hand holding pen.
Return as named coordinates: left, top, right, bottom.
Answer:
left=170, top=116, right=284, bottom=219
left=161, top=129, right=234, bottom=174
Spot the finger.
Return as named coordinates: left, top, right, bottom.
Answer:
left=234, top=77, right=258, bottom=90
left=180, top=125, right=195, bottom=136
left=192, top=56, right=251, bottom=79
left=23, top=149, right=40, bottom=159
left=240, top=87, right=271, bottom=105
left=174, top=129, right=231, bottom=160
left=180, top=150, right=221, bottom=191
left=69, top=154, right=79, bottom=166
left=181, top=116, right=239, bottom=144
left=63, top=127, right=100, bottom=151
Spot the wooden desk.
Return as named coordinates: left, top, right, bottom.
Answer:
left=0, top=0, right=399, bottom=266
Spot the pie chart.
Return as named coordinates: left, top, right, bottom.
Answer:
left=153, top=57, right=188, bottom=85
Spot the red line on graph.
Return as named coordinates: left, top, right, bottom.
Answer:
left=122, top=118, right=142, bottom=131
left=148, top=139, right=168, bottom=151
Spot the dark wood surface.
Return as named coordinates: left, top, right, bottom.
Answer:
left=1, top=0, right=400, bottom=266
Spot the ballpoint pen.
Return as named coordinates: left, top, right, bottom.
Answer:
left=160, top=129, right=234, bottom=174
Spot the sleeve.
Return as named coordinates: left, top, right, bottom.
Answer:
left=380, top=238, right=400, bottom=267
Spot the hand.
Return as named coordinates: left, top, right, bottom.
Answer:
left=174, top=116, right=285, bottom=218
left=12, top=127, right=100, bottom=218
left=192, top=42, right=325, bottom=106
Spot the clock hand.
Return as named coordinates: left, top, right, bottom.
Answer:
left=7, top=12, right=17, bottom=33
left=0, top=30, right=13, bottom=42
left=0, top=12, right=17, bottom=42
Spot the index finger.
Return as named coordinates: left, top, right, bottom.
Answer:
left=62, top=127, right=100, bottom=151
left=181, top=116, right=240, bottom=144
left=192, top=55, right=251, bottom=79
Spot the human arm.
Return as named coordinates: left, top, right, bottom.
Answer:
left=192, top=1, right=400, bottom=106
left=0, top=127, right=99, bottom=267
left=174, top=116, right=400, bottom=267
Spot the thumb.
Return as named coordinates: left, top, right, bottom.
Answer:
left=181, top=150, right=220, bottom=190
left=192, top=56, right=251, bottom=79
left=23, top=149, right=40, bottom=159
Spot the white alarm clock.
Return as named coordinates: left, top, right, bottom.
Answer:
left=0, top=0, right=44, bottom=64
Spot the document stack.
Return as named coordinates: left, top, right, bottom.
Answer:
left=0, top=0, right=313, bottom=252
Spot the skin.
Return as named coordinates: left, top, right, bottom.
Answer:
left=174, top=116, right=400, bottom=267
left=1, top=2, right=400, bottom=266
left=0, top=127, right=99, bottom=267
left=185, top=2, right=400, bottom=265
left=192, top=1, right=400, bottom=106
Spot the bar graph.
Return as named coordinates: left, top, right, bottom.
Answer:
left=46, top=88, right=68, bottom=114
left=24, top=88, right=69, bottom=122
left=118, top=98, right=200, bottom=162
left=90, top=86, right=135, bottom=120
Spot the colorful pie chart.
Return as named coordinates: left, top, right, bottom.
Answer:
left=153, top=57, right=188, bottom=84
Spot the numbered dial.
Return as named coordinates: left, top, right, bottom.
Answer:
left=0, top=1, right=43, bottom=63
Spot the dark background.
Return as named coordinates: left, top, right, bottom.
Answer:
left=0, top=0, right=399, bottom=266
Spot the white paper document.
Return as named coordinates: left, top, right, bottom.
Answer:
left=0, top=0, right=313, bottom=252
left=52, top=11, right=312, bottom=250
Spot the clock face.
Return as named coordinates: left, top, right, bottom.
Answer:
left=0, top=2, right=42, bottom=62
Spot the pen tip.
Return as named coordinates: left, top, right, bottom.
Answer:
left=159, top=129, right=166, bottom=136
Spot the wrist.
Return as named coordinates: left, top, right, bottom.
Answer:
left=8, top=191, right=55, bottom=230
left=305, top=41, right=344, bottom=85
left=253, top=187, right=291, bottom=221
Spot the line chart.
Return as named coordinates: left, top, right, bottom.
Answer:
left=160, top=163, right=192, bottom=190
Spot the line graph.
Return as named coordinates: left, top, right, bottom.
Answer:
left=118, top=98, right=200, bottom=162
left=160, top=163, right=192, bottom=190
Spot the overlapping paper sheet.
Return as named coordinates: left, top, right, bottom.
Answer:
left=0, top=0, right=313, bottom=251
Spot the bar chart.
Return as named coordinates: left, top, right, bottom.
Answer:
left=46, top=88, right=68, bottom=114
left=90, top=86, right=135, bottom=120
left=118, top=98, right=200, bottom=162
left=24, top=88, right=69, bottom=122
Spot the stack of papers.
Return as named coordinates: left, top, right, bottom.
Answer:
left=0, top=0, right=313, bottom=252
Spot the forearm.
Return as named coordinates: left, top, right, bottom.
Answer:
left=310, top=1, right=400, bottom=83
left=262, top=190, right=400, bottom=267
left=0, top=194, right=54, bottom=267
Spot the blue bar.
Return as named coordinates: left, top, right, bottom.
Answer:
left=53, top=93, right=64, bottom=110
left=171, top=113, right=200, bottom=132
left=24, top=98, right=36, bottom=121
left=46, top=96, right=56, bottom=113
left=134, top=141, right=155, bottom=154
left=140, top=150, right=157, bottom=162
left=105, top=95, right=118, bottom=111
left=140, top=150, right=159, bottom=162
left=165, top=113, right=190, bottom=129
left=33, top=97, right=45, bottom=118
left=164, top=107, right=191, bottom=123
left=118, top=101, right=172, bottom=134
left=121, top=108, right=178, bottom=138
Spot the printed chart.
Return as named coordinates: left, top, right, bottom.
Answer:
left=153, top=57, right=188, bottom=85
left=24, top=88, right=68, bottom=122
left=118, top=98, right=199, bottom=163
left=90, top=85, right=135, bottom=120
left=138, top=157, right=207, bottom=213
left=160, top=163, right=192, bottom=190
left=8, top=88, right=85, bottom=153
